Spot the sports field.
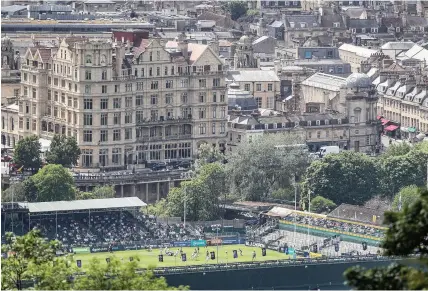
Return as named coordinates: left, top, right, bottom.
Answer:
left=74, top=245, right=300, bottom=269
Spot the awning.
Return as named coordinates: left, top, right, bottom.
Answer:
left=385, top=125, right=399, bottom=131
left=381, top=119, right=390, bottom=125
left=408, top=127, right=416, bottom=133
left=376, top=115, right=383, bottom=120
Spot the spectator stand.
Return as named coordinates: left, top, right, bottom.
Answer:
left=327, top=203, right=385, bottom=226
left=20, top=197, right=146, bottom=247
left=1, top=202, right=30, bottom=240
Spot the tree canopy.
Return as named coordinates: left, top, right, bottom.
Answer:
left=14, top=135, right=42, bottom=172
left=45, top=135, right=81, bottom=168
left=226, top=133, right=308, bottom=201
left=76, top=185, right=116, bottom=200
left=222, top=1, right=248, bottom=20
left=311, top=196, right=337, bottom=214
left=1, top=231, right=185, bottom=290
left=344, top=188, right=428, bottom=289
left=31, top=164, right=76, bottom=202
left=391, top=185, right=421, bottom=211
left=377, top=149, right=428, bottom=197
left=1, top=230, right=75, bottom=290
left=166, top=162, right=226, bottom=221
left=302, top=151, right=378, bottom=205
left=73, top=257, right=187, bottom=290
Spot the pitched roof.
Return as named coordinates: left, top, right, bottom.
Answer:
left=339, top=43, right=376, bottom=58
left=219, top=39, right=232, bottom=47
left=36, top=48, right=52, bottom=62
left=188, top=43, right=209, bottom=63
left=284, top=15, right=319, bottom=28
left=381, top=41, right=415, bottom=50
left=301, top=72, right=346, bottom=91
left=320, top=8, right=345, bottom=28
left=381, top=17, right=403, bottom=27
left=197, top=12, right=238, bottom=29
left=348, top=19, right=378, bottom=29
left=345, top=7, right=366, bottom=18
left=269, top=20, right=284, bottom=28
left=407, top=15, right=428, bottom=26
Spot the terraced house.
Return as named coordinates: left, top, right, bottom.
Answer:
left=15, top=30, right=228, bottom=170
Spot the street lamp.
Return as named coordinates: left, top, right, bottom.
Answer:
left=212, top=225, right=221, bottom=264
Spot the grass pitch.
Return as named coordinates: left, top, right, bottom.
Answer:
left=74, top=245, right=296, bottom=269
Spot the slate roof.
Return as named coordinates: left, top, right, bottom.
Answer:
left=320, top=8, right=345, bottom=28
left=227, top=70, right=280, bottom=82
left=284, top=15, right=319, bottom=28
left=345, top=7, right=366, bottom=18
left=348, top=19, right=378, bottom=29
left=28, top=4, right=72, bottom=12
left=407, top=16, right=428, bottom=26
left=1, top=5, right=27, bottom=14
left=197, top=12, right=239, bottom=29
left=269, top=20, right=284, bottom=28
left=381, top=17, right=403, bottom=27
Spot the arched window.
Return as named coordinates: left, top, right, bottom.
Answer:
left=85, top=55, right=92, bottom=64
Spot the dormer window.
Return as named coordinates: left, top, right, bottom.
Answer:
left=333, top=22, right=340, bottom=28
left=290, top=22, right=295, bottom=28
left=337, top=118, right=342, bottom=124
left=307, top=120, right=312, bottom=126
left=371, top=28, right=378, bottom=33
left=396, top=27, right=400, bottom=32
left=312, top=23, right=318, bottom=27
left=362, top=28, right=366, bottom=33
left=300, top=22, right=307, bottom=28
left=316, top=120, right=320, bottom=126
left=294, top=121, right=299, bottom=127
left=325, top=119, right=329, bottom=125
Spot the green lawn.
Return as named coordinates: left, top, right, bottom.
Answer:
left=74, top=245, right=294, bottom=269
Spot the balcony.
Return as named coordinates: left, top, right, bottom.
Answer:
left=136, top=133, right=192, bottom=143
left=21, top=65, right=47, bottom=72
left=112, top=75, right=136, bottom=81
left=136, top=116, right=193, bottom=126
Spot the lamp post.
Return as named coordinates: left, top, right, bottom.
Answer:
left=212, top=225, right=221, bottom=264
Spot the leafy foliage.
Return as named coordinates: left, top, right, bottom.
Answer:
left=73, top=257, right=187, bottom=290
left=45, top=135, right=81, bottom=168
left=222, top=1, right=248, bottom=20
left=14, top=135, right=42, bottom=172
left=382, top=142, right=412, bottom=158
left=166, top=162, right=226, bottom=221
left=2, top=179, right=38, bottom=202
left=31, top=164, right=76, bottom=202
left=146, top=198, right=169, bottom=217
left=1, top=230, right=75, bottom=290
left=226, top=133, right=308, bottom=201
left=377, top=149, right=428, bottom=197
left=391, top=185, right=420, bottom=211
left=311, top=196, right=337, bottom=213
left=344, top=188, right=428, bottom=290
left=2, top=182, right=27, bottom=202
left=302, top=151, right=378, bottom=205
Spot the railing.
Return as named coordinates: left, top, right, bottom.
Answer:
left=112, top=75, right=136, bottom=81
left=136, top=134, right=192, bottom=142
left=136, top=117, right=193, bottom=126
left=73, top=170, right=188, bottom=184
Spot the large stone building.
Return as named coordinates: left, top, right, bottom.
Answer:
left=374, top=66, right=428, bottom=137
left=9, top=31, right=228, bottom=170
left=228, top=72, right=380, bottom=154
left=1, top=37, right=21, bottom=106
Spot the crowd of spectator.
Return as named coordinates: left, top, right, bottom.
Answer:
left=283, top=213, right=385, bottom=238
left=2, top=211, right=200, bottom=247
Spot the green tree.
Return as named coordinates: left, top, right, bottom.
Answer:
left=76, top=185, right=116, bottom=200
left=311, top=196, right=337, bottom=213
left=391, top=185, right=420, bottom=211
left=2, top=182, right=27, bottom=202
left=2, top=179, right=38, bottom=202
left=382, top=142, right=412, bottom=158
left=223, top=1, right=248, bottom=20
left=45, top=134, right=81, bottom=168
left=73, top=257, right=187, bottom=290
left=166, top=162, right=226, bottom=221
left=344, top=188, right=428, bottom=289
left=194, top=143, right=225, bottom=169
left=226, top=133, right=308, bottom=201
left=31, top=164, right=76, bottom=202
left=146, top=198, right=169, bottom=217
left=14, top=135, right=42, bottom=172
left=302, top=151, right=378, bottom=205
left=378, top=149, right=428, bottom=197
left=1, top=230, right=75, bottom=290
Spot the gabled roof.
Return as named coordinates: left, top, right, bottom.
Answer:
left=188, top=43, right=210, bottom=63
left=36, top=48, right=52, bottom=63
left=269, top=20, right=284, bottom=28
left=345, top=7, right=366, bottom=19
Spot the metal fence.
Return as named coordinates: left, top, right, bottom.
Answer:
left=188, top=219, right=245, bottom=229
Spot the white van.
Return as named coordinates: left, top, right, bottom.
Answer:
left=318, top=146, right=340, bottom=157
